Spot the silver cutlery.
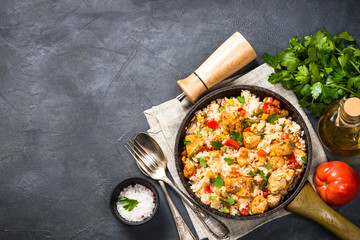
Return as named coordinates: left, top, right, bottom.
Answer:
left=125, top=133, right=230, bottom=240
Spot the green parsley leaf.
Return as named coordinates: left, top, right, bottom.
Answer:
left=290, top=141, right=295, bottom=148
left=118, top=197, right=140, bottom=211
left=211, top=174, right=224, bottom=189
left=237, top=96, right=246, bottom=103
left=265, top=164, right=273, bottom=170
left=217, top=108, right=225, bottom=111
left=301, top=157, right=307, bottom=163
left=203, top=128, right=213, bottom=132
left=230, top=131, right=242, bottom=142
left=247, top=170, right=254, bottom=176
left=211, top=141, right=224, bottom=150
left=256, top=133, right=266, bottom=139
left=197, top=129, right=202, bottom=138
left=262, top=29, right=360, bottom=115
left=199, top=157, right=207, bottom=168
left=266, top=114, right=277, bottom=123
left=210, top=196, right=217, bottom=200
left=183, top=140, right=191, bottom=145
left=227, top=197, right=235, bottom=205
left=281, top=124, right=285, bottom=132
left=259, top=171, right=267, bottom=180
left=224, top=158, right=235, bottom=165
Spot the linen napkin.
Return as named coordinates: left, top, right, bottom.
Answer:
left=144, top=63, right=327, bottom=240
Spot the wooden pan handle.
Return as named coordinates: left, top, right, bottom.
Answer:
left=177, top=32, right=257, bottom=103
left=286, top=182, right=360, bottom=240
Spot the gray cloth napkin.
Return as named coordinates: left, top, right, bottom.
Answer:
left=144, top=63, right=327, bottom=240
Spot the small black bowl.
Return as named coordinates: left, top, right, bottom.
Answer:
left=110, top=178, right=159, bottom=225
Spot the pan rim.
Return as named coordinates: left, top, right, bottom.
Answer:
left=174, top=85, right=312, bottom=220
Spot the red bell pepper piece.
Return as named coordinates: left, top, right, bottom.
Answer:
left=263, top=103, right=270, bottom=113
left=262, top=189, right=269, bottom=197
left=240, top=204, right=250, bottom=216
left=243, top=127, right=252, bottom=132
left=207, top=120, right=218, bottom=129
left=257, top=148, right=267, bottom=157
left=286, top=153, right=299, bottom=168
left=204, top=186, right=212, bottom=194
left=224, top=139, right=240, bottom=149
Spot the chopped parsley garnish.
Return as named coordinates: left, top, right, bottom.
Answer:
left=230, top=131, right=242, bottom=142
left=281, top=124, right=285, bottom=132
left=203, top=128, right=213, bottom=131
left=237, top=96, right=246, bottom=103
left=265, top=164, right=273, bottom=170
left=290, top=141, right=295, bottom=148
left=199, top=157, right=207, bottom=168
left=217, top=108, right=225, bottom=111
left=256, top=133, right=266, bottom=139
left=266, top=114, right=277, bottom=123
left=211, top=174, right=224, bottom=189
left=183, top=140, right=191, bottom=145
left=197, top=129, right=202, bottom=138
left=118, top=198, right=140, bottom=211
left=224, top=158, right=235, bottom=165
left=301, top=157, right=307, bottom=163
left=211, top=141, right=224, bottom=149
left=221, top=207, right=228, bottom=212
left=259, top=170, right=267, bottom=180
left=247, top=170, right=255, bottom=176
left=210, top=196, right=217, bottom=200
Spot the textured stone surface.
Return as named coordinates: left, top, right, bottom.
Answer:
left=0, top=0, right=359, bottom=239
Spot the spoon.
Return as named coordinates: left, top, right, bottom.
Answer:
left=135, top=154, right=196, bottom=240
left=128, top=132, right=230, bottom=239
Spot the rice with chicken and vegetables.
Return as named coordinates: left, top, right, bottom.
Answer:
left=181, top=90, right=307, bottom=216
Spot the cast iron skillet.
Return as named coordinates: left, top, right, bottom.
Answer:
left=175, top=85, right=312, bottom=220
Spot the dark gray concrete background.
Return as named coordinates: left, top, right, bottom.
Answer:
left=1, top=0, right=359, bottom=239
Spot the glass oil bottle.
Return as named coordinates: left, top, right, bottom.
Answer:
left=318, top=97, right=360, bottom=157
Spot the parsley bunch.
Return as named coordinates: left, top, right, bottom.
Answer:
left=262, top=29, right=360, bottom=115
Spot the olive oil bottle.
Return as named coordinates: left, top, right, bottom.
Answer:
left=318, top=97, right=360, bottom=157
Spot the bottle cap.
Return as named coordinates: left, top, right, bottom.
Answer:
left=344, top=97, right=360, bottom=117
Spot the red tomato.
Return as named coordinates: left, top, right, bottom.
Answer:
left=240, top=204, right=249, bottom=216
left=207, top=120, right=218, bottom=129
left=263, top=103, right=270, bottom=113
left=314, top=161, right=360, bottom=206
left=262, top=189, right=269, bottom=197
left=224, top=139, right=240, bottom=149
left=257, top=149, right=267, bottom=157
left=286, top=153, right=299, bottom=168
left=243, top=127, right=252, bottom=132
left=204, top=187, right=212, bottom=194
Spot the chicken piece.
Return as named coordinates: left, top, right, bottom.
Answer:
left=267, top=194, right=281, bottom=208
left=251, top=195, right=268, bottom=214
left=185, top=135, right=204, bottom=158
left=270, top=139, right=292, bottom=156
left=221, top=111, right=242, bottom=135
left=183, top=162, right=196, bottom=179
left=294, top=148, right=306, bottom=158
left=224, top=177, right=253, bottom=197
left=267, top=168, right=287, bottom=194
left=243, top=132, right=261, bottom=149
left=285, top=168, right=295, bottom=182
left=236, top=157, right=248, bottom=167
left=268, top=156, right=285, bottom=170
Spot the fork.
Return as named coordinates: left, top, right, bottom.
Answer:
left=126, top=138, right=230, bottom=240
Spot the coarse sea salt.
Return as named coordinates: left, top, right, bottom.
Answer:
left=117, top=184, right=155, bottom=222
